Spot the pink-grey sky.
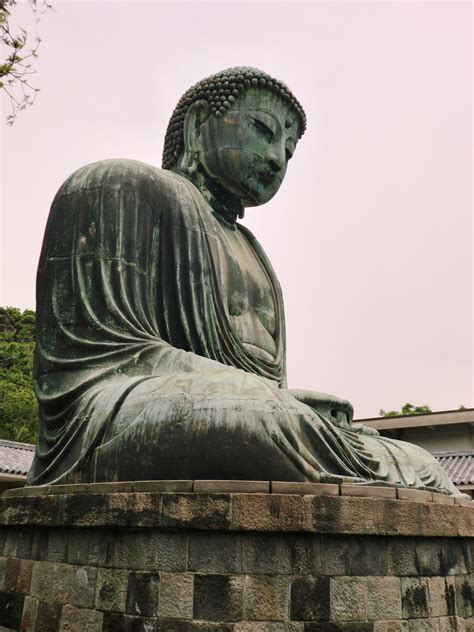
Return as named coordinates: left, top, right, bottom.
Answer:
left=1, top=1, right=472, bottom=418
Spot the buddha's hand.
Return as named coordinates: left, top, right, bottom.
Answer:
left=287, top=389, right=353, bottom=429
left=352, top=423, right=380, bottom=436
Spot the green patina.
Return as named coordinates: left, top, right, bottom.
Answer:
left=27, top=67, right=462, bottom=495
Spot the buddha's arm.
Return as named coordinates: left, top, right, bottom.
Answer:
left=286, top=389, right=353, bottom=429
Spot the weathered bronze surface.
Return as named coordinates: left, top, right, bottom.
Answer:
left=28, top=67, right=460, bottom=494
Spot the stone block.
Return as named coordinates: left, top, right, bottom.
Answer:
left=0, top=557, right=5, bottom=590
left=330, top=576, right=367, bottom=621
left=66, top=529, right=91, bottom=566
left=407, top=620, right=439, bottom=632
left=401, top=577, right=429, bottom=619
left=158, top=571, right=193, bottom=619
left=235, top=624, right=304, bottom=632
left=432, top=493, right=455, bottom=505
left=194, top=480, right=269, bottom=493
left=396, top=489, right=432, bottom=503
left=95, top=567, right=128, bottom=612
left=2, top=497, right=30, bottom=526
left=14, top=528, right=33, bottom=559
left=89, top=482, right=135, bottom=494
left=102, top=612, right=144, bottom=632
left=244, top=575, right=290, bottom=621
left=454, top=496, right=473, bottom=506
left=162, top=493, right=231, bottom=530
left=233, top=494, right=312, bottom=531
left=188, top=532, right=241, bottom=573
left=441, top=539, right=469, bottom=576
left=0, top=591, right=24, bottom=629
left=30, top=560, right=55, bottom=601
left=125, top=570, right=160, bottom=616
left=456, top=506, right=474, bottom=538
left=438, top=616, right=468, bottom=632
left=134, top=480, right=193, bottom=493
left=3, top=531, right=17, bottom=558
left=153, top=621, right=234, bottom=632
left=271, top=482, right=339, bottom=497
left=110, top=531, right=148, bottom=569
left=1, top=488, right=24, bottom=498
left=373, top=623, right=409, bottom=632
left=455, top=574, right=473, bottom=618
left=0, top=528, right=6, bottom=556
left=20, top=595, right=38, bottom=632
left=61, top=493, right=108, bottom=527
left=127, top=493, right=163, bottom=528
left=23, top=486, right=51, bottom=497
left=287, top=534, right=321, bottom=575
left=312, top=496, right=377, bottom=535
left=193, top=574, right=244, bottom=621
left=34, top=600, right=62, bottom=632
left=52, top=563, right=74, bottom=604
left=48, top=484, right=90, bottom=495
left=350, top=536, right=388, bottom=575
left=4, top=557, right=20, bottom=591
left=444, top=576, right=457, bottom=617
left=321, top=535, right=350, bottom=576
left=107, top=493, right=142, bottom=528
left=428, top=576, right=451, bottom=617
left=241, top=534, right=292, bottom=575
left=290, top=576, right=330, bottom=621
left=59, top=604, right=104, bottom=631
left=87, top=530, right=113, bottom=567
left=29, top=529, right=49, bottom=562
left=47, top=529, right=68, bottom=563
left=71, top=565, right=97, bottom=609
left=28, top=495, right=60, bottom=527
left=418, top=503, right=461, bottom=537
left=416, top=538, right=444, bottom=576
left=388, top=537, right=418, bottom=576
left=144, top=532, right=188, bottom=572
left=16, top=559, right=33, bottom=593
left=366, top=576, right=402, bottom=620
left=305, top=625, right=375, bottom=632
left=340, top=485, right=396, bottom=500
left=376, top=500, right=421, bottom=537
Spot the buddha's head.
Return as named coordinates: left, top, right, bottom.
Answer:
left=163, top=67, right=306, bottom=211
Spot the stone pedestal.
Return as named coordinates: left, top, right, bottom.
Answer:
left=0, top=482, right=472, bottom=631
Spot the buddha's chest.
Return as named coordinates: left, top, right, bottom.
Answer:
left=209, top=225, right=277, bottom=358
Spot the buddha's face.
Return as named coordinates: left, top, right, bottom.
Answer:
left=194, top=89, right=300, bottom=207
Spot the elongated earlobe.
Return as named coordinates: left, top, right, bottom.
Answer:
left=179, top=100, right=210, bottom=174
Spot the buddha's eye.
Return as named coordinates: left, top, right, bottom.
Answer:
left=251, top=117, right=274, bottom=141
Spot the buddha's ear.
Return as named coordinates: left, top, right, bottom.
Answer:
left=182, top=99, right=211, bottom=154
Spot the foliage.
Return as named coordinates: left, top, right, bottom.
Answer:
left=0, top=0, right=51, bottom=125
left=379, top=402, right=468, bottom=417
left=0, top=306, right=37, bottom=443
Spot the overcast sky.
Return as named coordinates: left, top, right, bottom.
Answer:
left=1, top=1, right=472, bottom=417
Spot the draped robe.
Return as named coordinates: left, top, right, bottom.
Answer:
left=27, top=158, right=459, bottom=494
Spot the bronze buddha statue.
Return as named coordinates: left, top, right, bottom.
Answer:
left=28, top=67, right=460, bottom=495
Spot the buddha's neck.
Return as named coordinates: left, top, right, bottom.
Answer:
left=173, top=165, right=245, bottom=229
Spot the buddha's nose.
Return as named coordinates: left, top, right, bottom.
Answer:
left=268, top=157, right=283, bottom=173
left=268, top=158, right=281, bottom=173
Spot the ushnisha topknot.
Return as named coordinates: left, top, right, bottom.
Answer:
left=162, top=66, right=307, bottom=170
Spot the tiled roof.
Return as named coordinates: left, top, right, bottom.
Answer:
left=434, top=451, right=474, bottom=486
left=0, top=439, right=35, bottom=476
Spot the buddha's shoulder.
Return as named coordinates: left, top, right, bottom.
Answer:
left=57, top=158, right=193, bottom=202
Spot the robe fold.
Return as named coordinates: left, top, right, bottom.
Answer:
left=27, top=158, right=459, bottom=494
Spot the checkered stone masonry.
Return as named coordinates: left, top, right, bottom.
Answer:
left=0, top=491, right=472, bottom=631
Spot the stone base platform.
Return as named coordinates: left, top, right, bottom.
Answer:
left=0, top=482, right=472, bottom=631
